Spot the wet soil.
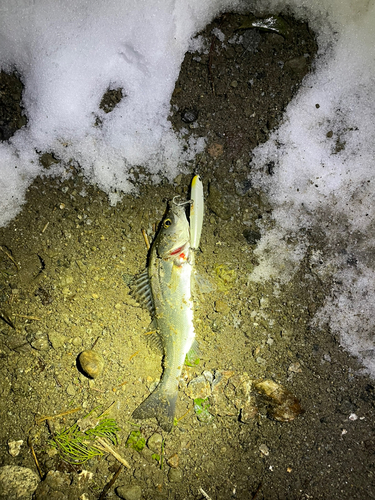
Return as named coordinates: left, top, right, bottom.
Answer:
left=1, top=11, right=375, bottom=500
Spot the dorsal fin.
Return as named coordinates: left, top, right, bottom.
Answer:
left=129, top=269, right=154, bottom=316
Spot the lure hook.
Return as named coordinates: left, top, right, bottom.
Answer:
left=172, top=196, right=192, bottom=207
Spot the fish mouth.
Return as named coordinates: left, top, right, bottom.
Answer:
left=169, top=243, right=187, bottom=256
left=164, top=241, right=189, bottom=260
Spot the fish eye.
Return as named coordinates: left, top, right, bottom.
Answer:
left=163, top=218, right=172, bottom=228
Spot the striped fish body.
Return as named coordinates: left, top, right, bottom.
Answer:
left=132, top=204, right=195, bottom=431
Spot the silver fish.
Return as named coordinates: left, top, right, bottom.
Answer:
left=131, top=199, right=198, bottom=432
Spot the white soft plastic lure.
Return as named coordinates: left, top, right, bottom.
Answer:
left=131, top=176, right=204, bottom=431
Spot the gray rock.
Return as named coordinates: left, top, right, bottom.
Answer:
left=33, top=470, right=93, bottom=500
left=30, top=331, right=50, bottom=351
left=207, top=184, right=233, bottom=220
left=168, top=468, right=183, bottom=483
left=116, top=484, right=142, bottom=500
left=147, top=433, right=163, bottom=452
left=48, top=331, right=66, bottom=349
left=0, top=465, right=39, bottom=500
left=186, top=375, right=211, bottom=400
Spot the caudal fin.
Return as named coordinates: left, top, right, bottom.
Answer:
left=132, top=386, right=177, bottom=432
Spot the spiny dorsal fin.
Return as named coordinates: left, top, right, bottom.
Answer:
left=129, top=269, right=154, bottom=316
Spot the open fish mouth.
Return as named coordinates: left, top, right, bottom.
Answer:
left=169, top=243, right=188, bottom=256
left=163, top=241, right=189, bottom=262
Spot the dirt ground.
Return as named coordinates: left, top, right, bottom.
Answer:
left=1, top=11, right=375, bottom=500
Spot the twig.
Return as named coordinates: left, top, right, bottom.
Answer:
left=94, top=437, right=131, bottom=469
left=141, top=228, right=150, bottom=250
left=99, top=465, right=123, bottom=500
left=251, top=481, right=262, bottom=499
left=129, top=351, right=139, bottom=361
left=14, top=314, right=42, bottom=321
left=91, top=336, right=100, bottom=349
left=199, top=487, right=212, bottom=500
left=36, top=407, right=82, bottom=425
left=0, top=245, right=19, bottom=270
left=28, top=437, right=43, bottom=479
left=176, top=407, right=193, bottom=423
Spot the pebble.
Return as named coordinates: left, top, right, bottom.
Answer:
left=147, top=433, right=163, bottom=452
left=207, top=184, right=233, bottom=220
left=214, top=299, right=230, bottom=315
left=116, top=484, right=142, bottom=500
left=207, top=143, right=224, bottom=159
left=288, top=362, right=302, bottom=373
left=259, top=444, right=270, bottom=456
left=48, top=330, right=66, bottom=349
left=8, top=439, right=23, bottom=457
left=72, top=336, right=83, bottom=347
left=30, top=331, right=50, bottom=351
left=168, top=468, right=183, bottom=483
left=78, top=350, right=104, bottom=379
left=167, top=453, right=179, bottom=468
left=66, top=383, right=76, bottom=396
left=284, top=55, right=308, bottom=74
left=186, top=375, right=211, bottom=399
left=181, top=108, right=198, bottom=123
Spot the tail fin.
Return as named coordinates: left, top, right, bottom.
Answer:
left=132, top=386, right=177, bottom=432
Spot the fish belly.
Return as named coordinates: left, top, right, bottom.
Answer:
left=132, top=259, right=194, bottom=431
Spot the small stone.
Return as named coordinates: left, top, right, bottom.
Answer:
left=203, top=370, right=213, bottom=385
left=147, top=433, right=163, bottom=452
left=186, top=375, right=211, bottom=400
left=140, top=447, right=155, bottom=463
left=259, top=444, right=269, bottom=456
left=181, top=108, right=198, bottom=123
left=116, top=484, right=142, bottom=500
left=230, top=80, right=238, bottom=87
left=284, top=56, right=308, bottom=74
left=167, top=453, right=179, bottom=468
left=214, top=300, right=230, bottom=315
left=168, top=468, right=183, bottom=483
left=30, top=331, right=50, bottom=351
left=208, top=184, right=233, bottom=220
left=174, top=174, right=183, bottom=185
left=243, top=229, right=261, bottom=245
left=66, top=383, right=76, bottom=396
left=8, top=440, right=23, bottom=457
left=288, top=362, right=302, bottom=373
left=256, top=357, right=266, bottom=366
left=48, top=331, right=66, bottom=349
left=240, top=402, right=258, bottom=422
left=78, top=350, right=104, bottom=379
left=72, top=337, right=83, bottom=347
left=207, top=143, right=223, bottom=159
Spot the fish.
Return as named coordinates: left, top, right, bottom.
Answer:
left=131, top=177, right=203, bottom=432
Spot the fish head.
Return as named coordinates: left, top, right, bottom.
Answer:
left=155, top=203, right=190, bottom=262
